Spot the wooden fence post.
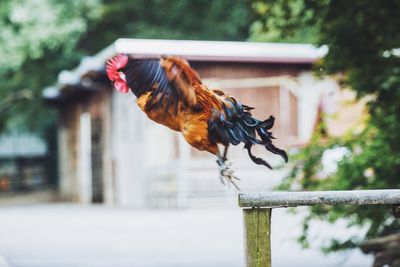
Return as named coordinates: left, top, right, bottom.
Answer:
left=243, top=208, right=272, bottom=267
left=239, top=190, right=400, bottom=267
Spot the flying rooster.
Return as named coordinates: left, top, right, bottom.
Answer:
left=106, top=54, right=288, bottom=189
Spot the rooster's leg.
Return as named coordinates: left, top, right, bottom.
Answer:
left=216, top=145, right=240, bottom=190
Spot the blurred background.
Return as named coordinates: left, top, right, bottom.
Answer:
left=0, top=1, right=399, bottom=267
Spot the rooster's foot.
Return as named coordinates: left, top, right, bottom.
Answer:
left=216, top=158, right=240, bottom=190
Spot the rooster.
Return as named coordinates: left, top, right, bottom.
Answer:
left=106, top=54, right=288, bottom=189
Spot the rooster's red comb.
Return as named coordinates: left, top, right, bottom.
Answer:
left=106, top=54, right=129, bottom=81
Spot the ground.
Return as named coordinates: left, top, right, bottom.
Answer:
left=0, top=202, right=372, bottom=267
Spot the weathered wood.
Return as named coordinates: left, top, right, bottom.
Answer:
left=240, top=190, right=400, bottom=267
left=360, top=234, right=400, bottom=253
left=360, top=234, right=400, bottom=267
left=243, top=208, right=272, bottom=267
left=239, top=190, right=400, bottom=208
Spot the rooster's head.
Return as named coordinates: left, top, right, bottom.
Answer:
left=106, top=54, right=129, bottom=93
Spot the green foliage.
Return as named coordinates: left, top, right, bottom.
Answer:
left=0, top=0, right=101, bottom=132
left=281, top=121, right=400, bottom=251
left=0, top=0, right=100, bottom=73
left=80, top=0, right=253, bottom=54
left=249, top=0, right=319, bottom=43
left=252, top=0, right=400, bottom=252
left=1, top=0, right=254, bottom=133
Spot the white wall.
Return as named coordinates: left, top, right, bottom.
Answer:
left=111, top=91, right=191, bottom=208
left=291, top=72, right=339, bottom=143
left=58, top=123, right=74, bottom=200
left=111, top=92, right=148, bottom=207
left=77, top=112, right=92, bottom=204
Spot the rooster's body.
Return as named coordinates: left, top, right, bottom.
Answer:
left=106, top=54, right=287, bottom=188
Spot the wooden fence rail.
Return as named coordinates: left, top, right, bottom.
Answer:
left=238, top=189, right=400, bottom=267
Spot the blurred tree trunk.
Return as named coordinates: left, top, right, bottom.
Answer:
left=361, top=234, right=400, bottom=267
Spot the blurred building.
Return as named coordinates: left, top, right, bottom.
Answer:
left=0, top=133, right=50, bottom=193
left=43, top=39, right=338, bottom=208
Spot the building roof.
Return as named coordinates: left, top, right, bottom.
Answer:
left=113, top=38, right=327, bottom=63
left=43, top=38, right=327, bottom=100
left=0, top=134, right=47, bottom=158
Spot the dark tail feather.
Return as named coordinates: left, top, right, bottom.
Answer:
left=245, top=143, right=272, bottom=169
left=265, top=142, right=289, bottom=162
left=208, top=100, right=288, bottom=168
left=243, top=114, right=288, bottom=167
left=259, top=115, right=275, bottom=130
left=257, top=127, right=288, bottom=162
